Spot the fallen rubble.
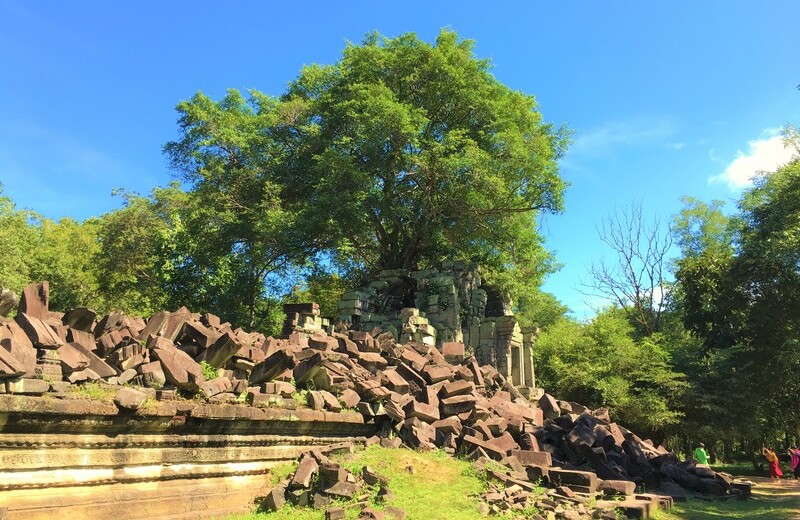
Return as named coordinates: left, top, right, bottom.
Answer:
left=0, top=282, right=753, bottom=519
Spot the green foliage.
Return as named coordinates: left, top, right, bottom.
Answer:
left=0, top=186, right=41, bottom=293
left=279, top=29, right=569, bottom=295
left=94, top=185, right=187, bottom=315
left=513, top=288, right=568, bottom=330
left=535, top=309, right=687, bottom=435
left=233, top=445, right=489, bottom=520
left=31, top=217, right=102, bottom=311
left=164, top=89, right=310, bottom=329
left=0, top=184, right=103, bottom=312
left=289, top=269, right=349, bottom=318
left=199, top=360, right=218, bottom=381
left=674, top=142, right=800, bottom=440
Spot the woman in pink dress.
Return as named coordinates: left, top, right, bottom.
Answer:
left=789, top=446, right=800, bottom=479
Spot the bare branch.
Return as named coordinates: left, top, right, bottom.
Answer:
left=579, top=202, right=673, bottom=335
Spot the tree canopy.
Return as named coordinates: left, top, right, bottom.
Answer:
left=675, top=151, right=800, bottom=440
left=164, top=30, right=569, bottom=306
left=281, top=31, right=569, bottom=286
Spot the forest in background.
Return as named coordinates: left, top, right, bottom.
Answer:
left=1, top=30, right=798, bottom=461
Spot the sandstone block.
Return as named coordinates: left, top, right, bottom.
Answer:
left=152, top=344, right=205, bottom=391
left=510, top=450, right=552, bottom=467
left=6, top=377, right=49, bottom=394
left=291, top=456, right=319, bottom=489
left=338, top=388, right=361, bottom=409
left=18, top=282, right=49, bottom=319
left=15, top=313, right=62, bottom=348
left=0, top=343, right=26, bottom=378
left=56, top=343, right=90, bottom=373
left=62, top=307, right=96, bottom=333
left=441, top=342, right=465, bottom=363
left=114, top=387, right=149, bottom=411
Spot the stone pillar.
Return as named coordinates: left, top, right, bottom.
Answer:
left=493, top=316, right=521, bottom=384
left=477, top=318, right=495, bottom=367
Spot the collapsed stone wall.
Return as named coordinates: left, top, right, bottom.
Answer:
left=335, top=261, right=539, bottom=396
left=0, top=280, right=752, bottom=520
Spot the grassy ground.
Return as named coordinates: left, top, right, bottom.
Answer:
left=654, top=476, right=800, bottom=520
left=226, top=445, right=492, bottom=520
left=227, top=447, right=800, bottom=520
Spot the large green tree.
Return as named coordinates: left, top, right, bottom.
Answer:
left=675, top=147, right=800, bottom=441
left=164, top=90, right=310, bottom=328
left=535, top=308, right=686, bottom=437
left=163, top=30, right=569, bottom=321
left=283, top=30, right=568, bottom=292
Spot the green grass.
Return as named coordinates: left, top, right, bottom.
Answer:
left=227, top=445, right=493, bottom=520
left=655, top=500, right=799, bottom=520
left=708, top=462, right=763, bottom=478
left=653, top=477, right=800, bottom=520
left=227, top=447, right=800, bottom=520
left=66, top=382, right=118, bottom=401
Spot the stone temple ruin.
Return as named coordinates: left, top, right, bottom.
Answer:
left=0, top=279, right=752, bottom=519
left=284, top=261, right=541, bottom=398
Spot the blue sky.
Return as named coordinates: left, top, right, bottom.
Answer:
left=1, top=1, right=798, bottom=318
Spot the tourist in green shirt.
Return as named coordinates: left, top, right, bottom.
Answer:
left=693, top=443, right=709, bottom=464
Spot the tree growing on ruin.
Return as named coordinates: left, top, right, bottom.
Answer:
left=281, top=30, right=570, bottom=293
left=166, top=30, right=569, bottom=306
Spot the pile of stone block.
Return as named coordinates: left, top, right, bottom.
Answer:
left=261, top=449, right=405, bottom=519
left=0, top=281, right=752, bottom=519
left=322, top=261, right=542, bottom=396
left=0, top=282, right=268, bottom=403
left=282, top=303, right=328, bottom=336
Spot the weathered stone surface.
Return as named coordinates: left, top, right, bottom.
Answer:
left=338, top=388, right=361, bottom=409
left=403, top=399, right=440, bottom=423
left=114, top=387, right=149, bottom=411
left=0, top=345, right=26, bottom=378
left=422, top=365, right=452, bottom=384
left=291, top=456, right=319, bottom=489
left=548, top=468, right=599, bottom=492
left=139, top=360, right=166, bottom=387
left=599, top=479, right=636, bottom=496
left=538, top=393, right=560, bottom=420
left=441, top=394, right=476, bottom=415
left=510, top=450, right=552, bottom=467
left=202, top=332, right=240, bottom=368
left=441, top=342, right=465, bottom=364
left=250, top=350, right=295, bottom=385
left=6, top=377, right=49, bottom=394
left=0, top=337, right=36, bottom=376
left=319, top=390, right=342, bottom=412
left=0, top=288, right=17, bottom=317
left=200, top=377, right=233, bottom=398
left=307, top=390, right=325, bottom=410
left=152, top=344, right=205, bottom=391
left=18, top=282, right=49, bottom=319
left=67, top=342, right=116, bottom=378
left=261, top=484, right=286, bottom=512
left=184, top=321, right=219, bottom=349
left=62, top=307, right=96, bottom=333
left=309, top=333, right=338, bottom=351
left=357, top=352, right=388, bottom=372
left=15, top=313, right=62, bottom=348
left=56, top=343, right=90, bottom=373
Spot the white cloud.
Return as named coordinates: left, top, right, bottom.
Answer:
left=571, top=118, right=677, bottom=156
left=666, top=142, right=686, bottom=150
left=709, top=131, right=796, bottom=190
